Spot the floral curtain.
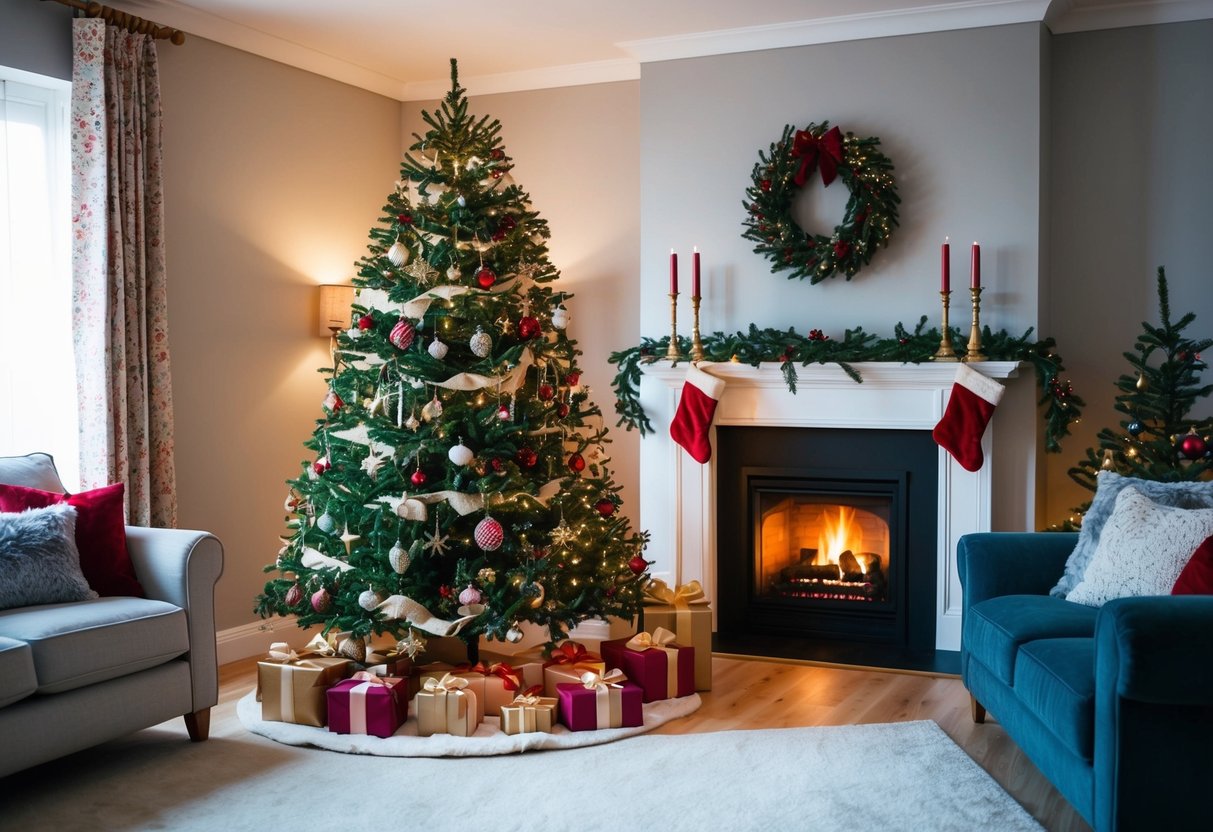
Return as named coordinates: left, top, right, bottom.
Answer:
left=71, top=18, right=177, bottom=527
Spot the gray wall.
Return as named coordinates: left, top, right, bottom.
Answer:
left=0, top=0, right=72, bottom=80
left=1046, top=21, right=1213, bottom=522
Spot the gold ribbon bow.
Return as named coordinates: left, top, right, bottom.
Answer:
left=303, top=633, right=338, bottom=656
left=423, top=672, right=469, bottom=693
left=578, top=668, right=627, bottom=729
left=578, top=668, right=627, bottom=690
left=625, top=627, right=677, bottom=651
left=501, top=685, right=557, bottom=735
left=643, top=579, right=706, bottom=608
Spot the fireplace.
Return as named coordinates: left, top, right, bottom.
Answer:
left=715, top=427, right=939, bottom=664
left=635, top=359, right=1029, bottom=667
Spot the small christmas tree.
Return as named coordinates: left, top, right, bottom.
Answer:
left=1068, top=267, right=1213, bottom=508
left=256, top=60, right=650, bottom=661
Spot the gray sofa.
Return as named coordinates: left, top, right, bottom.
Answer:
left=0, top=453, right=223, bottom=777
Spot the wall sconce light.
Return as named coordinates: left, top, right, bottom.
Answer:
left=317, top=284, right=355, bottom=337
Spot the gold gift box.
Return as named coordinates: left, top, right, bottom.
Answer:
left=257, top=656, right=352, bottom=726
left=642, top=580, right=713, bottom=691
left=415, top=675, right=481, bottom=737
left=500, top=693, right=557, bottom=735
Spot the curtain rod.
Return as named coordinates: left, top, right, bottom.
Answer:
left=44, top=0, right=186, bottom=45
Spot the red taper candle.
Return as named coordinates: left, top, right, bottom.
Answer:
left=670, top=249, right=678, bottom=294
left=692, top=246, right=701, bottom=298
left=941, top=238, right=950, bottom=293
left=970, top=242, right=981, bottom=289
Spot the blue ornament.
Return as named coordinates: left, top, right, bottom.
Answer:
left=1127, top=420, right=1144, bottom=436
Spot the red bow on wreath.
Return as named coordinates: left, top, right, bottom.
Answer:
left=791, top=126, right=843, bottom=188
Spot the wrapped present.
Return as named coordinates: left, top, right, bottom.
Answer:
left=643, top=579, right=713, bottom=691
left=410, top=661, right=457, bottom=697
left=326, top=672, right=409, bottom=738
left=415, top=673, right=481, bottom=737
left=478, top=661, right=538, bottom=714
left=601, top=627, right=694, bottom=703
left=540, top=641, right=607, bottom=697
left=556, top=669, right=643, bottom=732
left=480, top=649, right=544, bottom=692
left=499, top=685, right=558, bottom=735
left=257, top=642, right=352, bottom=726
left=363, top=646, right=412, bottom=678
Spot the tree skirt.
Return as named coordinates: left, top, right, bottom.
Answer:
left=236, top=690, right=701, bottom=756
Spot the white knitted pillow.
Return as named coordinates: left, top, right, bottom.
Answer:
left=1067, top=486, right=1213, bottom=607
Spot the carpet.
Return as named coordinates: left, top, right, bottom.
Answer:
left=238, top=690, right=703, bottom=755
left=0, top=706, right=1042, bottom=832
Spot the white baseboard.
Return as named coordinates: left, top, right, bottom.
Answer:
left=216, top=616, right=320, bottom=665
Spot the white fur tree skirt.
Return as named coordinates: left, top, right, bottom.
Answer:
left=236, top=690, right=701, bottom=756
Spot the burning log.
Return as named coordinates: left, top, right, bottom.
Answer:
left=781, top=564, right=841, bottom=582
left=838, top=550, right=860, bottom=575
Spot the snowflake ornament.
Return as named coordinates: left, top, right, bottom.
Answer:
left=424, top=518, right=452, bottom=556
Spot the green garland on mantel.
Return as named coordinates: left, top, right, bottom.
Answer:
left=608, top=317, right=1084, bottom=453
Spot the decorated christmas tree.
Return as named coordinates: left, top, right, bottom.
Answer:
left=1068, top=267, right=1213, bottom=508
left=256, top=60, right=650, bottom=661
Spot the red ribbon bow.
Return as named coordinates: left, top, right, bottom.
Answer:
left=488, top=662, right=523, bottom=691
left=791, top=126, right=843, bottom=188
left=544, top=642, right=601, bottom=667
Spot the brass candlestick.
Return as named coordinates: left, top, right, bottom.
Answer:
left=690, top=295, right=705, bottom=362
left=932, top=291, right=958, bottom=361
left=964, top=286, right=987, bottom=362
left=665, top=292, right=683, bottom=361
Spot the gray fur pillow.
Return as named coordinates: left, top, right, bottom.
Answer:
left=0, top=503, right=98, bottom=611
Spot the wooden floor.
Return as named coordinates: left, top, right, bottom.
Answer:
left=221, top=653, right=1090, bottom=831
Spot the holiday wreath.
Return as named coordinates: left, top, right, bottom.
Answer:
left=742, top=122, right=900, bottom=284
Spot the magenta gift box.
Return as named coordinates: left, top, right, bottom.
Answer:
left=555, top=680, right=643, bottom=731
left=326, top=676, right=408, bottom=738
left=601, top=637, right=695, bottom=703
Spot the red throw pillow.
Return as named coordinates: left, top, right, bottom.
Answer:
left=1173, top=533, right=1213, bottom=595
left=0, top=482, right=144, bottom=597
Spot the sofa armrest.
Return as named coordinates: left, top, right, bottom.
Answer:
left=957, top=532, right=1077, bottom=612
left=125, top=526, right=224, bottom=713
left=1096, top=595, right=1213, bottom=705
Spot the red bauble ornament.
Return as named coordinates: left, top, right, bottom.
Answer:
left=567, top=452, right=585, bottom=473
left=490, top=148, right=505, bottom=160
left=515, top=447, right=538, bottom=468
left=564, top=372, right=580, bottom=386
left=313, top=456, right=331, bottom=475
left=285, top=583, right=303, bottom=607
left=833, top=241, right=851, bottom=259
left=517, top=316, right=541, bottom=340
left=1181, top=431, right=1208, bottom=460
left=310, top=588, right=332, bottom=612
left=357, top=314, right=374, bottom=330
left=410, top=469, right=428, bottom=486
left=497, top=404, right=511, bottom=421
left=760, top=179, right=772, bottom=192
left=389, top=318, right=416, bottom=350
left=397, top=213, right=413, bottom=225
left=538, top=383, right=555, bottom=401
left=476, top=266, right=497, bottom=289
left=490, top=458, right=505, bottom=472
left=439, top=584, right=453, bottom=600
left=595, top=499, right=616, bottom=517
left=474, top=516, right=505, bottom=551
left=556, top=403, right=570, bottom=418
left=627, top=555, right=648, bottom=574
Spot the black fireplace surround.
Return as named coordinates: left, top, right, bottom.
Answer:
left=715, top=425, right=954, bottom=672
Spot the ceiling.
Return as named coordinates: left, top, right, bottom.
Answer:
left=102, top=0, right=1213, bottom=100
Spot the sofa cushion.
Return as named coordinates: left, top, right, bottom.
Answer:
left=0, top=636, right=37, bottom=708
left=1015, top=638, right=1096, bottom=761
left=1067, top=487, right=1213, bottom=607
left=0, top=597, right=188, bottom=694
left=0, top=452, right=67, bottom=493
left=0, top=482, right=144, bottom=598
left=0, top=503, right=98, bottom=611
left=965, top=595, right=1098, bottom=685
left=1052, top=472, right=1213, bottom=598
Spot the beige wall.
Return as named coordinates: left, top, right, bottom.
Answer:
left=156, top=37, right=402, bottom=631
left=402, top=81, right=643, bottom=529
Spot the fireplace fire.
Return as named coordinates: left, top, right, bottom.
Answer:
left=758, top=498, right=891, bottom=603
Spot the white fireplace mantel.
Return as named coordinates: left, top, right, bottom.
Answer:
left=637, top=360, right=1025, bottom=652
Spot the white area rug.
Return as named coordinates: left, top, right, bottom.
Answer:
left=237, top=689, right=703, bottom=755
left=0, top=704, right=1042, bottom=832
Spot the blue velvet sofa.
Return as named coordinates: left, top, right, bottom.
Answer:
left=959, top=532, right=1213, bottom=831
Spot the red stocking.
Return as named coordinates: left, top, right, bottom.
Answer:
left=933, top=364, right=1004, bottom=472
left=670, top=363, right=726, bottom=464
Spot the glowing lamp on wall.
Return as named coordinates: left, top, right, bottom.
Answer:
left=317, top=284, right=355, bottom=337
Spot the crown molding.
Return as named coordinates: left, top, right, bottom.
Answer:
left=402, top=59, right=641, bottom=102
left=617, top=0, right=1053, bottom=63
left=1048, top=0, right=1213, bottom=33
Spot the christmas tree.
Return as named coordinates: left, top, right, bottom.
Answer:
left=1068, top=267, right=1213, bottom=507
left=256, top=60, right=650, bottom=661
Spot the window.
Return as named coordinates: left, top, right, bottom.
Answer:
left=0, top=67, right=77, bottom=489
